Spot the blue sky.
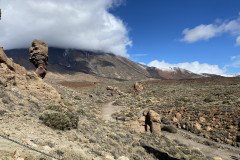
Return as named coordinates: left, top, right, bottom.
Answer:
left=110, top=0, right=240, bottom=75
left=0, top=0, right=240, bottom=75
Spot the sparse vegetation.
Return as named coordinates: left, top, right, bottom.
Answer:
left=1, top=70, right=240, bottom=159
left=63, top=101, right=73, bottom=106
left=74, top=95, right=81, bottom=100
left=46, top=105, right=62, bottom=112
left=113, top=78, right=240, bottom=147
left=39, top=110, right=72, bottom=130
left=39, top=105, right=79, bottom=130
left=203, top=96, right=214, bottom=103
left=95, top=99, right=104, bottom=103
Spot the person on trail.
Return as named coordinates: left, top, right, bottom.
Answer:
left=116, top=117, right=118, bottom=122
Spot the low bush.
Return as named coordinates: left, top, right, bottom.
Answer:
left=46, top=105, right=62, bottom=112
left=95, top=99, right=104, bottom=103
left=203, top=97, right=213, bottom=103
left=39, top=110, right=71, bottom=130
left=39, top=105, right=79, bottom=130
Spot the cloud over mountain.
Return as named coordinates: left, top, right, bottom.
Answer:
left=148, top=60, right=225, bottom=75
left=0, top=0, right=131, bottom=57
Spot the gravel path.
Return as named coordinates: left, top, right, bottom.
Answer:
left=101, top=101, right=125, bottom=121
left=164, top=129, right=240, bottom=160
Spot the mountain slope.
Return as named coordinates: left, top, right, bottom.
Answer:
left=5, top=48, right=202, bottom=81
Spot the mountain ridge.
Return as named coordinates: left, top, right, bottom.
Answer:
left=5, top=48, right=203, bottom=81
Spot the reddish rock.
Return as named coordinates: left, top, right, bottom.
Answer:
left=199, top=117, right=206, bottom=123
left=130, top=110, right=161, bottom=136
left=175, top=112, right=182, bottom=120
left=172, top=116, right=178, bottom=122
left=0, top=46, right=63, bottom=106
left=134, top=81, right=144, bottom=92
left=195, top=122, right=202, bottom=130
left=0, top=47, right=26, bottom=75
left=29, top=39, right=48, bottom=79
left=106, top=85, right=124, bottom=95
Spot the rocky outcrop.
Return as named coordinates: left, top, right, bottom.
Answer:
left=29, top=39, right=48, bottom=79
left=161, top=106, right=240, bottom=147
left=134, top=81, right=145, bottom=92
left=0, top=46, right=62, bottom=106
left=0, top=47, right=26, bottom=75
left=130, top=110, right=161, bottom=136
left=106, top=85, right=124, bottom=95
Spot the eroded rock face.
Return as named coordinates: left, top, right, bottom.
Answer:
left=29, top=39, right=48, bottom=79
left=106, top=85, right=124, bottom=95
left=134, top=81, right=145, bottom=92
left=130, top=110, right=161, bottom=136
left=0, top=47, right=62, bottom=106
left=0, top=47, right=26, bottom=75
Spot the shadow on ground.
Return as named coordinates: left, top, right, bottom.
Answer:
left=142, top=146, right=179, bottom=160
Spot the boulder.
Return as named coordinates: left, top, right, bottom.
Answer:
left=161, top=125, right=178, bottom=133
left=130, top=110, right=161, bottom=136
left=29, top=39, right=48, bottom=78
left=134, top=81, right=144, bottom=92
left=106, top=85, right=124, bottom=95
left=175, top=112, right=182, bottom=120
left=146, top=110, right=161, bottom=135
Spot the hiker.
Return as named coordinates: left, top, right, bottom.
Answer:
left=116, top=117, right=118, bottom=122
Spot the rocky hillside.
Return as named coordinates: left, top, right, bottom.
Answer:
left=0, top=46, right=219, bottom=160
left=5, top=48, right=202, bottom=81
left=0, top=47, right=62, bottom=107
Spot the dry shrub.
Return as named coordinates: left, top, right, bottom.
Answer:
left=39, top=105, right=79, bottom=130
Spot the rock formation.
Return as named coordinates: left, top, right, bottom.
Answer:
left=146, top=110, right=161, bottom=135
left=29, top=39, right=48, bottom=79
left=134, top=81, right=145, bottom=92
left=0, top=46, right=62, bottom=106
left=106, top=85, right=124, bottom=95
left=130, top=109, right=161, bottom=136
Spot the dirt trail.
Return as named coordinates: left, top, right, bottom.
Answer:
left=101, top=101, right=125, bottom=121
left=164, top=130, right=240, bottom=160
left=101, top=101, right=240, bottom=160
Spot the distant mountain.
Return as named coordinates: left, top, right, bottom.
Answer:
left=147, top=66, right=202, bottom=79
left=201, top=73, right=224, bottom=78
left=5, top=48, right=202, bottom=81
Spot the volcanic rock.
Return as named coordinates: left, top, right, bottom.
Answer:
left=29, top=39, right=48, bottom=78
left=106, top=85, right=124, bottom=95
left=0, top=47, right=26, bottom=75
left=134, top=81, right=145, bottom=92
left=0, top=46, right=62, bottom=106
left=130, top=110, right=161, bottom=136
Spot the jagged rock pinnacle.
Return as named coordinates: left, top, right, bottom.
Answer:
left=29, top=39, right=48, bottom=79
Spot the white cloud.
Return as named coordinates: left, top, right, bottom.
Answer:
left=148, top=60, right=225, bottom=75
left=181, top=13, right=240, bottom=45
left=231, top=55, right=240, bottom=60
left=230, top=54, right=240, bottom=68
left=236, top=36, right=240, bottom=46
left=181, top=24, right=223, bottom=42
left=0, top=0, right=131, bottom=57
